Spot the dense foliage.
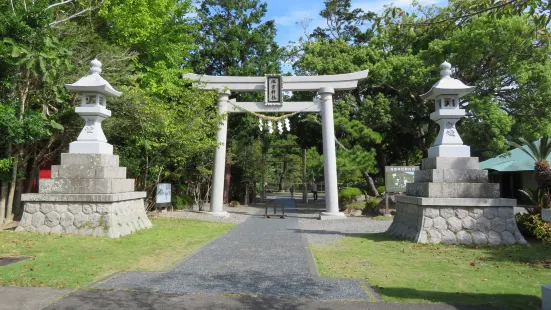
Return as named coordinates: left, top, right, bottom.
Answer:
left=516, top=213, right=551, bottom=243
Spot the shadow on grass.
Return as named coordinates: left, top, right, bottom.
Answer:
left=377, top=286, right=539, bottom=310
left=353, top=232, right=551, bottom=266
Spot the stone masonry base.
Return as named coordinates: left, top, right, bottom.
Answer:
left=16, top=153, right=152, bottom=238
left=16, top=197, right=152, bottom=238
left=388, top=200, right=526, bottom=245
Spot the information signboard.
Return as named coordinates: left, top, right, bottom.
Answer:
left=156, top=183, right=172, bottom=207
left=384, top=166, right=419, bottom=193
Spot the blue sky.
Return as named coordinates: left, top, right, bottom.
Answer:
left=264, top=0, right=447, bottom=47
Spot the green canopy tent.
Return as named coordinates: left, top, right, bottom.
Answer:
left=480, top=144, right=547, bottom=200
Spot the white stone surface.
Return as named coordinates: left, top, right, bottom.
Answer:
left=228, top=100, right=321, bottom=113
left=65, top=59, right=122, bottom=96
left=543, top=209, right=551, bottom=222
left=422, top=62, right=475, bottom=158
left=69, top=141, right=113, bottom=154
left=22, top=192, right=145, bottom=202
left=428, top=145, right=470, bottom=158
left=421, top=61, right=475, bottom=100
left=431, top=117, right=465, bottom=146
left=421, top=157, right=479, bottom=170
left=320, top=87, right=341, bottom=217
left=184, top=70, right=369, bottom=92
left=66, top=60, right=121, bottom=155
left=397, top=196, right=516, bottom=207
left=210, top=90, right=230, bottom=215
left=543, top=284, right=551, bottom=310
left=319, top=212, right=346, bottom=220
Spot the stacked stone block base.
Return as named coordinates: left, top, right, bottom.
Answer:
left=388, top=157, right=526, bottom=245
left=388, top=197, right=526, bottom=244
left=16, top=154, right=152, bottom=238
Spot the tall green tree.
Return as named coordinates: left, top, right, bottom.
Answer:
left=292, top=0, right=551, bottom=196
left=191, top=0, right=282, bottom=202
left=192, top=0, right=280, bottom=76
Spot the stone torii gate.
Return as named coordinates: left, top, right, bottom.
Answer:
left=185, top=71, right=368, bottom=220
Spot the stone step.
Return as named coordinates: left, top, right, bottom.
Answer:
left=422, top=157, right=479, bottom=170
left=51, top=165, right=126, bottom=179
left=414, top=169, right=488, bottom=183
left=406, top=182, right=500, bottom=198
left=60, top=153, right=119, bottom=167
left=396, top=195, right=516, bottom=207
left=39, top=178, right=134, bottom=194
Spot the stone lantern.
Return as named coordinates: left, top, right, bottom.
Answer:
left=16, top=59, right=151, bottom=238
left=65, top=59, right=121, bottom=154
left=421, top=61, right=475, bottom=158
left=387, top=61, right=527, bottom=246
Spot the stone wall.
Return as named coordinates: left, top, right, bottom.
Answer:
left=387, top=157, right=527, bottom=245
left=388, top=203, right=525, bottom=245
left=17, top=153, right=152, bottom=238
left=17, top=198, right=151, bottom=238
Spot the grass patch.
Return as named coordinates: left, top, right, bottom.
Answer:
left=311, top=233, right=551, bottom=309
left=0, top=218, right=233, bottom=288
left=371, top=215, right=394, bottom=221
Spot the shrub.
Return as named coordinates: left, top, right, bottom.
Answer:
left=516, top=213, right=551, bottom=243
left=338, top=187, right=363, bottom=208
left=173, top=194, right=193, bottom=210
left=345, top=202, right=365, bottom=210
left=365, top=198, right=382, bottom=209
left=229, top=200, right=240, bottom=207
left=377, top=186, right=385, bottom=195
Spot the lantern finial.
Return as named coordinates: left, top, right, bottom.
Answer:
left=90, top=58, right=102, bottom=74
left=440, top=61, right=452, bottom=78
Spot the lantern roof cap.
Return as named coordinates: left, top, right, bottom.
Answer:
left=421, top=61, right=474, bottom=100
left=65, top=59, right=122, bottom=97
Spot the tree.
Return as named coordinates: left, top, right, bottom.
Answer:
left=191, top=0, right=282, bottom=202
left=192, top=0, right=280, bottom=76
left=0, top=0, right=222, bottom=220
left=291, top=0, right=551, bottom=198
left=508, top=137, right=551, bottom=189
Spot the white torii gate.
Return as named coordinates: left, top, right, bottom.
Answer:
left=185, top=71, right=369, bottom=220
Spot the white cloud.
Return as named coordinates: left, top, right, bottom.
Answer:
left=352, top=0, right=445, bottom=14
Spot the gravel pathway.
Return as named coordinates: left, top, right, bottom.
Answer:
left=155, top=205, right=261, bottom=224
left=94, top=197, right=375, bottom=300
left=290, top=194, right=393, bottom=245
left=299, top=216, right=392, bottom=244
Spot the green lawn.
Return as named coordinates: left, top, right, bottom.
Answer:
left=311, top=233, right=551, bottom=309
left=0, top=218, right=233, bottom=288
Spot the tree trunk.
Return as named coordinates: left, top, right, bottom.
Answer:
left=13, top=179, right=23, bottom=218
left=278, top=160, right=288, bottom=191
left=362, top=171, right=379, bottom=197
left=5, top=148, right=20, bottom=223
left=24, top=145, right=37, bottom=194
left=0, top=183, right=6, bottom=225
left=5, top=70, right=30, bottom=223
left=0, top=143, right=12, bottom=224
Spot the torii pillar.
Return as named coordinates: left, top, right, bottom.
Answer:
left=319, top=87, right=345, bottom=220
left=209, top=89, right=231, bottom=217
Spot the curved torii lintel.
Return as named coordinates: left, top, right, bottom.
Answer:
left=183, top=70, right=369, bottom=92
